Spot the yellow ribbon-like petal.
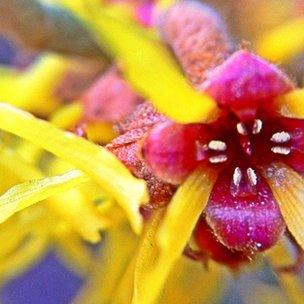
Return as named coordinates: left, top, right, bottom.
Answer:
left=274, top=89, right=304, bottom=119
left=0, top=103, right=148, bottom=233
left=0, top=170, right=88, bottom=224
left=257, top=18, right=304, bottom=62
left=59, top=1, right=218, bottom=123
left=0, top=144, right=111, bottom=243
left=261, top=162, right=304, bottom=249
left=132, top=167, right=217, bottom=304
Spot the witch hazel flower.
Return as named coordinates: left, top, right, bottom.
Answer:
left=108, top=1, right=304, bottom=268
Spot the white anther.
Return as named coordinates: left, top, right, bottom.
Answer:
left=208, top=140, right=227, bottom=151
left=233, top=167, right=242, bottom=186
left=209, top=155, right=227, bottom=164
left=247, top=167, right=257, bottom=186
left=271, top=146, right=291, bottom=155
left=236, top=122, right=247, bottom=135
left=252, top=119, right=263, bottom=134
left=270, top=131, right=291, bottom=143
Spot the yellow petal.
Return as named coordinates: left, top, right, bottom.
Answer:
left=0, top=144, right=42, bottom=181
left=74, top=219, right=138, bottom=304
left=49, top=187, right=111, bottom=243
left=261, top=162, right=304, bottom=249
left=50, top=101, right=83, bottom=129
left=1, top=145, right=111, bottom=242
left=0, top=55, right=69, bottom=116
left=53, top=225, right=93, bottom=275
left=0, top=103, right=148, bottom=233
left=0, top=235, right=48, bottom=281
left=256, top=18, right=304, bottom=62
left=61, top=1, right=218, bottom=123
left=133, top=167, right=217, bottom=304
left=86, top=122, right=117, bottom=144
left=0, top=170, right=89, bottom=224
left=274, top=89, right=304, bottom=119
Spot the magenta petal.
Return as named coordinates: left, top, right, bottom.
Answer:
left=205, top=166, right=286, bottom=252
left=136, top=2, right=154, bottom=27
left=143, top=121, right=209, bottom=184
left=203, top=50, right=293, bottom=120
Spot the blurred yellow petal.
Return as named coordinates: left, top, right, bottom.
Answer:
left=86, top=121, right=117, bottom=144
left=0, top=144, right=43, bottom=182
left=0, top=170, right=88, bottom=224
left=0, top=55, right=69, bottom=116
left=49, top=188, right=111, bottom=243
left=61, top=1, right=218, bottom=123
left=0, top=235, right=48, bottom=283
left=0, top=103, right=148, bottom=233
left=74, top=219, right=138, bottom=304
left=274, top=89, right=304, bottom=119
left=262, top=162, right=304, bottom=249
left=50, top=101, right=83, bottom=129
left=0, top=218, right=32, bottom=259
left=54, top=225, right=93, bottom=275
left=133, top=167, right=217, bottom=304
left=0, top=145, right=111, bottom=242
left=257, top=18, right=304, bottom=62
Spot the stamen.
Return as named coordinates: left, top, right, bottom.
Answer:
left=271, top=146, right=291, bottom=155
left=208, top=140, right=227, bottom=151
left=247, top=167, right=257, bottom=186
left=236, top=122, right=247, bottom=135
left=270, top=131, right=291, bottom=143
left=233, top=167, right=242, bottom=186
left=252, top=119, right=263, bottom=134
left=209, top=155, right=227, bottom=164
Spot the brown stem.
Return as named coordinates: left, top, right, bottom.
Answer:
left=0, top=0, right=107, bottom=59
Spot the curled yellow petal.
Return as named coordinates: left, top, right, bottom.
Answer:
left=0, top=103, right=148, bottom=233
left=261, top=162, right=304, bottom=249
left=61, top=1, right=218, bottom=123
left=133, top=167, right=217, bottom=304
left=257, top=18, right=304, bottom=62
left=274, top=89, right=304, bottom=119
left=0, top=170, right=88, bottom=224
